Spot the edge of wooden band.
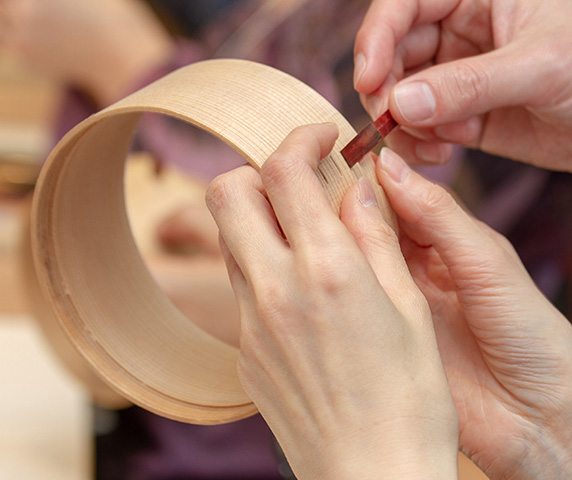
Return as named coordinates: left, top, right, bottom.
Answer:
left=31, top=59, right=395, bottom=424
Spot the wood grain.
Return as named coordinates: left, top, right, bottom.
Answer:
left=31, top=59, right=395, bottom=425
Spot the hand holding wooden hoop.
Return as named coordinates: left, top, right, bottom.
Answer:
left=31, top=59, right=396, bottom=424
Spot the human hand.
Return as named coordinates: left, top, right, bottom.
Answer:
left=376, top=147, right=572, bottom=479
left=354, top=0, right=572, bottom=171
left=206, top=124, right=459, bottom=479
left=0, top=0, right=173, bottom=106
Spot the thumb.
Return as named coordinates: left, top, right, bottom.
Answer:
left=375, top=148, right=524, bottom=284
left=340, top=177, right=428, bottom=318
left=389, top=44, right=539, bottom=126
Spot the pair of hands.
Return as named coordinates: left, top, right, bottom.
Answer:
left=354, top=0, right=572, bottom=171
left=207, top=0, right=572, bottom=478
left=207, top=125, right=572, bottom=479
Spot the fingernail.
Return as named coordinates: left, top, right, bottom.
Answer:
left=366, top=95, right=383, bottom=119
left=380, top=147, right=410, bottom=183
left=357, top=177, right=378, bottom=207
left=354, top=53, right=366, bottom=88
left=393, top=82, right=436, bottom=123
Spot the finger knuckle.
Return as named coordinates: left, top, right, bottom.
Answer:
left=313, top=266, right=347, bottom=296
left=255, top=286, right=289, bottom=320
left=261, top=127, right=321, bottom=188
left=301, top=248, right=356, bottom=296
left=421, top=181, right=457, bottom=214
left=261, top=149, right=301, bottom=191
left=450, top=62, right=490, bottom=107
left=356, top=219, right=400, bottom=251
left=205, top=167, right=256, bottom=212
left=411, top=181, right=464, bottom=230
left=205, top=173, right=234, bottom=212
left=485, top=224, right=512, bottom=249
left=251, top=281, right=298, bottom=332
left=479, top=222, right=523, bottom=263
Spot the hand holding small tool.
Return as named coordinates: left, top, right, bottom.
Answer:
left=340, top=110, right=398, bottom=167
left=353, top=0, right=572, bottom=171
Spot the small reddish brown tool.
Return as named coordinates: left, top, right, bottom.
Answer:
left=340, top=110, right=398, bottom=167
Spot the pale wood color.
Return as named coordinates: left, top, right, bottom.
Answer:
left=0, top=55, right=91, bottom=479
left=0, top=56, right=61, bottom=127
left=29, top=152, right=496, bottom=477
left=0, top=196, right=28, bottom=314
left=1, top=50, right=493, bottom=477
left=0, top=315, right=91, bottom=480
left=20, top=154, right=219, bottom=409
left=31, top=58, right=396, bottom=425
left=0, top=51, right=61, bottom=159
left=20, top=199, right=130, bottom=409
left=0, top=54, right=59, bottom=313
left=18, top=155, right=212, bottom=409
left=124, top=154, right=209, bottom=257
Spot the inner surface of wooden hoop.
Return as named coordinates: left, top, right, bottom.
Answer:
left=32, top=59, right=393, bottom=424
left=38, top=113, right=255, bottom=424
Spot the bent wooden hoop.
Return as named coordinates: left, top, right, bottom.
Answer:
left=31, top=59, right=395, bottom=424
left=21, top=206, right=129, bottom=409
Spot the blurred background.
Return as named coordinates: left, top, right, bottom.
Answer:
left=0, top=0, right=539, bottom=478
left=0, top=45, right=90, bottom=479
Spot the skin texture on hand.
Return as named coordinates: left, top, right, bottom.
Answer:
left=207, top=124, right=459, bottom=479
left=0, top=0, right=174, bottom=106
left=353, top=0, right=572, bottom=171
left=376, top=147, right=572, bottom=479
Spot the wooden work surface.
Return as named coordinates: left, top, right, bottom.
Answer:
left=0, top=315, right=91, bottom=480
left=0, top=55, right=90, bottom=479
left=0, top=196, right=27, bottom=314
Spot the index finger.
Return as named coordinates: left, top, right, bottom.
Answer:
left=260, top=123, right=348, bottom=250
left=354, top=0, right=459, bottom=94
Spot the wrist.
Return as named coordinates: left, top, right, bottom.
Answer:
left=290, top=415, right=459, bottom=480
left=323, top=434, right=459, bottom=479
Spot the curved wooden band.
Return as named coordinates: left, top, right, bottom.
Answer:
left=31, top=59, right=395, bottom=424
